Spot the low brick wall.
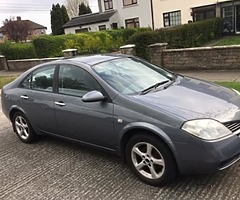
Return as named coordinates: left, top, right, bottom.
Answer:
left=3, top=44, right=240, bottom=71
left=148, top=44, right=240, bottom=70
left=6, top=57, right=62, bottom=71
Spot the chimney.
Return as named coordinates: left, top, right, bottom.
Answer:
left=17, top=16, right=21, bottom=21
left=98, top=0, right=102, bottom=13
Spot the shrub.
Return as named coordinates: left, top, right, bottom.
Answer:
left=127, top=18, right=224, bottom=59
left=126, top=31, right=160, bottom=60
left=32, top=28, right=152, bottom=58
left=32, top=35, right=66, bottom=58
left=0, top=41, right=36, bottom=60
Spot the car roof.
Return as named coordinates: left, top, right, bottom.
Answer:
left=66, top=54, right=129, bottom=66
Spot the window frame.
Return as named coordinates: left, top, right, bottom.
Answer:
left=57, top=64, right=104, bottom=98
left=19, top=65, right=56, bottom=93
left=104, top=0, right=113, bottom=10
left=125, top=17, right=140, bottom=28
left=163, top=10, right=181, bottom=27
left=123, top=0, right=137, bottom=7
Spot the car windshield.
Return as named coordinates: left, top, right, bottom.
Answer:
left=92, top=57, right=175, bottom=95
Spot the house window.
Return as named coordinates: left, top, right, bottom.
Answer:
left=104, top=0, right=113, bottom=10
left=111, top=23, right=118, bottom=29
left=99, top=25, right=106, bottom=31
left=123, top=0, right=137, bottom=6
left=163, top=11, right=181, bottom=27
left=125, top=18, right=139, bottom=28
left=75, top=28, right=89, bottom=33
left=193, top=6, right=215, bottom=22
left=222, top=6, right=234, bottom=32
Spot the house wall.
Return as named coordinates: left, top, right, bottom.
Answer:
left=64, top=12, right=119, bottom=34
left=64, top=21, right=111, bottom=34
left=99, top=0, right=152, bottom=28
left=152, top=0, right=230, bottom=28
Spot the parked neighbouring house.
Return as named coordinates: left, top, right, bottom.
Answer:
left=153, top=0, right=239, bottom=33
left=63, top=10, right=119, bottom=33
left=63, top=0, right=240, bottom=34
left=0, top=17, right=47, bottom=41
left=63, top=0, right=153, bottom=34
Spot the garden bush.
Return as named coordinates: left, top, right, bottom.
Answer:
left=127, top=18, right=224, bottom=59
left=0, top=41, right=37, bottom=60
left=32, top=35, right=66, bottom=58
left=32, top=27, right=151, bottom=58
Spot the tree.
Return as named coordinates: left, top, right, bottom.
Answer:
left=79, top=2, right=92, bottom=15
left=62, top=5, right=70, bottom=24
left=65, top=0, right=89, bottom=18
left=3, top=16, right=31, bottom=42
left=51, top=4, right=69, bottom=35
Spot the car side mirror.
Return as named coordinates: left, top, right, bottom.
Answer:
left=82, top=91, right=106, bottom=102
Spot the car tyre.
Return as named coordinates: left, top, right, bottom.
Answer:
left=13, top=112, right=37, bottom=143
left=126, top=133, right=177, bottom=186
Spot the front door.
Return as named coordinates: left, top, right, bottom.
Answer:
left=54, top=64, right=115, bottom=149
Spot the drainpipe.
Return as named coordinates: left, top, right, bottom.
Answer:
left=150, top=0, right=155, bottom=30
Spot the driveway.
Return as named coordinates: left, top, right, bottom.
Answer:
left=0, top=99, right=240, bottom=200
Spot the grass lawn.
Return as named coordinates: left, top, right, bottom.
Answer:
left=0, top=76, right=17, bottom=89
left=216, top=82, right=240, bottom=91
left=209, top=35, right=240, bottom=46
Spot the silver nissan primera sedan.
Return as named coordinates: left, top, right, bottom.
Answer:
left=1, top=54, right=240, bottom=186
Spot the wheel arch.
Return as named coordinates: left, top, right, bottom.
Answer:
left=9, top=106, right=26, bottom=123
left=119, top=123, right=179, bottom=170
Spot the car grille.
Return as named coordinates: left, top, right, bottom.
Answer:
left=224, top=121, right=240, bottom=134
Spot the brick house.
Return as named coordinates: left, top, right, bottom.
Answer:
left=0, top=17, right=47, bottom=42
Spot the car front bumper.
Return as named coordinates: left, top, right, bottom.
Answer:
left=174, top=133, right=240, bottom=174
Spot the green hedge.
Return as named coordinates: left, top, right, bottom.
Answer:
left=0, top=20, right=223, bottom=60
left=0, top=41, right=37, bottom=60
left=33, top=28, right=151, bottom=58
left=127, top=18, right=224, bottom=59
left=32, top=35, right=66, bottom=58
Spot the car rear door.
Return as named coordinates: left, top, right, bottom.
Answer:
left=19, top=65, right=58, bottom=134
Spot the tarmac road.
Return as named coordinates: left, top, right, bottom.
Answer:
left=0, top=99, right=240, bottom=200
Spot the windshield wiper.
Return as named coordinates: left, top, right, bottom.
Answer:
left=141, top=80, right=170, bottom=95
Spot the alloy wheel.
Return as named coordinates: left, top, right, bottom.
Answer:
left=131, top=142, right=165, bottom=180
left=15, top=116, right=29, bottom=140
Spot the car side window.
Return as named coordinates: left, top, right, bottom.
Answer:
left=58, top=65, right=101, bottom=97
left=21, top=66, right=55, bottom=92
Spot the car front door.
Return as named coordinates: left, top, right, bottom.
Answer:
left=54, top=64, right=115, bottom=149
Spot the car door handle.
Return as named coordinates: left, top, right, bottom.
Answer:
left=55, top=101, right=66, bottom=107
left=20, top=95, right=29, bottom=99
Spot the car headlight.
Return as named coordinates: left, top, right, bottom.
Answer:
left=232, top=88, right=240, bottom=95
left=181, top=119, right=232, bottom=140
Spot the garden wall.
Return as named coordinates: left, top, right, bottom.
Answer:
left=0, top=57, right=61, bottom=71
left=2, top=44, right=240, bottom=71
left=149, top=44, right=240, bottom=70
